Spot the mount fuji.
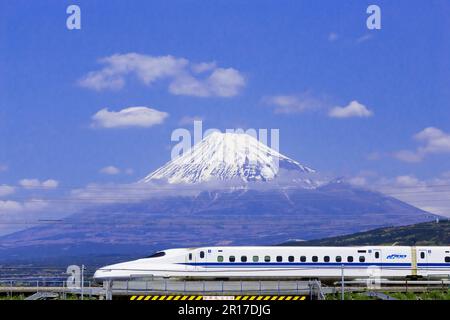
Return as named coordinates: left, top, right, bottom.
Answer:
left=141, top=132, right=316, bottom=185
left=0, top=133, right=439, bottom=265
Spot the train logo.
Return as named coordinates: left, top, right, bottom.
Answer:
left=386, top=254, right=407, bottom=259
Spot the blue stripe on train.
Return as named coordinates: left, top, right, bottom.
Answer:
left=179, top=262, right=450, bottom=268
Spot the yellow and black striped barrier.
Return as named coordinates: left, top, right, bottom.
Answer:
left=235, top=295, right=306, bottom=301
left=129, top=295, right=307, bottom=301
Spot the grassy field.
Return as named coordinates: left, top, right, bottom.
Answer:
left=0, top=293, right=98, bottom=300
left=326, top=290, right=450, bottom=300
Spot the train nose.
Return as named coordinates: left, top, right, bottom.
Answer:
left=93, top=268, right=112, bottom=282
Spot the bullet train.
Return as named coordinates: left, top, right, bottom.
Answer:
left=94, top=246, right=450, bottom=281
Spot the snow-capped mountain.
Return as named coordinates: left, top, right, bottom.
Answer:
left=141, top=132, right=315, bottom=184
left=0, top=133, right=439, bottom=263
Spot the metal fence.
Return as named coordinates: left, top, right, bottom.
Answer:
left=108, top=279, right=324, bottom=299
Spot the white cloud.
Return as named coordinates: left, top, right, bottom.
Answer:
left=42, top=179, right=59, bottom=188
left=348, top=177, right=367, bottom=186
left=265, top=96, right=374, bottom=119
left=79, top=53, right=246, bottom=97
left=393, top=150, right=423, bottom=163
left=19, top=179, right=41, bottom=188
left=0, top=199, right=50, bottom=213
left=100, top=166, right=121, bottom=175
left=0, top=200, right=22, bottom=212
left=394, top=175, right=421, bottom=187
left=169, top=67, right=245, bottom=97
left=328, top=100, right=373, bottom=118
left=92, top=106, right=168, bottom=129
left=100, top=166, right=135, bottom=176
left=345, top=173, right=450, bottom=218
left=377, top=174, right=450, bottom=218
left=394, top=127, right=450, bottom=163
left=414, top=127, right=450, bottom=154
left=79, top=54, right=187, bottom=90
left=191, top=61, right=217, bottom=73
left=19, top=179, right=59, bottom=189
left=264, top=93, right=326, bottom=114
left=328, top=32, right=339, bottom=42
left=168, top=74, right=210, bottom=97
left=0, top=185, right=15, bottom=197
left=206, top=68, right=246, bottom=97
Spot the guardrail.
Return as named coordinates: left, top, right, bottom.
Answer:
left=0, top=279, right=101, bottom=299
left=106, top=279, right=325, bottom=300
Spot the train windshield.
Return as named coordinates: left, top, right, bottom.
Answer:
left=146, top=251, right=166, bottom=258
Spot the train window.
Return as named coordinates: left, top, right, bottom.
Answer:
left=200, top=251, right=205, bottom=259
left=420, top=252, right=425, bottom=259
left=229, top=256, right=236, bottom=262
left=335, top=256, right=342, bottom=262
left=253, top=256, right=259, bottom=262
left=324, top=256, right=330, bottom=262
left=375, top=252, right=380, bottom=259
left=264, top=256, right=271, bottom=262
left=312, top=256, right=318, bottom=262
left=445, top=257, right=450, bottom=263
left=288, top=256, right=294, bottom=262
left=359, top=256, right=365, bottom=263
left=276, top=256, right=283, bottom=262
left=188, top=253, right=192, bottom=261
left=241, top=256, right=247, bottom=262
left=146, top=251, right=166, bottom=258
left=217, top=256, right=224, bottom=262
left=300, top=256, right=306, bottom=262
left=347, top=256, right=354, bottom=263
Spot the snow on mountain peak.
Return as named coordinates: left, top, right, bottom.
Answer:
left=141, top=132, right=315, bottom=184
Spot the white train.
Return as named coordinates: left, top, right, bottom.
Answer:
left=94, top=246, right=450, bottom=281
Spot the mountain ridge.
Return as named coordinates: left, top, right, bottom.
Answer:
left=280, top=220, right=450, bottom=246
left=141, top=132, right=316, bottom=185
left=0, top=134, right=440, bottom=262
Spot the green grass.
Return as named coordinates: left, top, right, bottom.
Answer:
left=0, top=293, right=98, bottom=300
left=388, top=290, right=450, bottom=300
left=326, top=292, right=376, bottom=300
left=325, top=290, right=450, bottom=300
left=0, top=294, right=26, bottom=300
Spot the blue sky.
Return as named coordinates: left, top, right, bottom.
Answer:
left=1, top=0, right=450, bottom=221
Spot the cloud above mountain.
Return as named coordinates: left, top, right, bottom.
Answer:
left=328, top=100, right=373, bottom=118
left=0, top=185, right=15, bottom=197
left=263, top=93, right=326, bottom=114
left=91, top=106, right=168, bottom=128
left=19, top=179, right=59, bottom=189
left=264, top=94, right=374, bottom=119
left=345, top=171, right=450, bottom=218
left=394, top=127, right=450, bottom=163
left=99, top=166, right=120, bottom=175
left=99, top=166, right=134, bottom=176
left=78, top=53, right=246, bottom=97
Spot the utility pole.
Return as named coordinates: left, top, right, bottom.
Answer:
left=81, top=264, right=85, bottom=300
left=341, top=264, right=345, bottom=301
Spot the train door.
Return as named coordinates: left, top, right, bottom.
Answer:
left=367, top=249, right=382, bottom=286
left=197, top=249, right=206, bottom=271
left=418, top=249, right=428, bottom=276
